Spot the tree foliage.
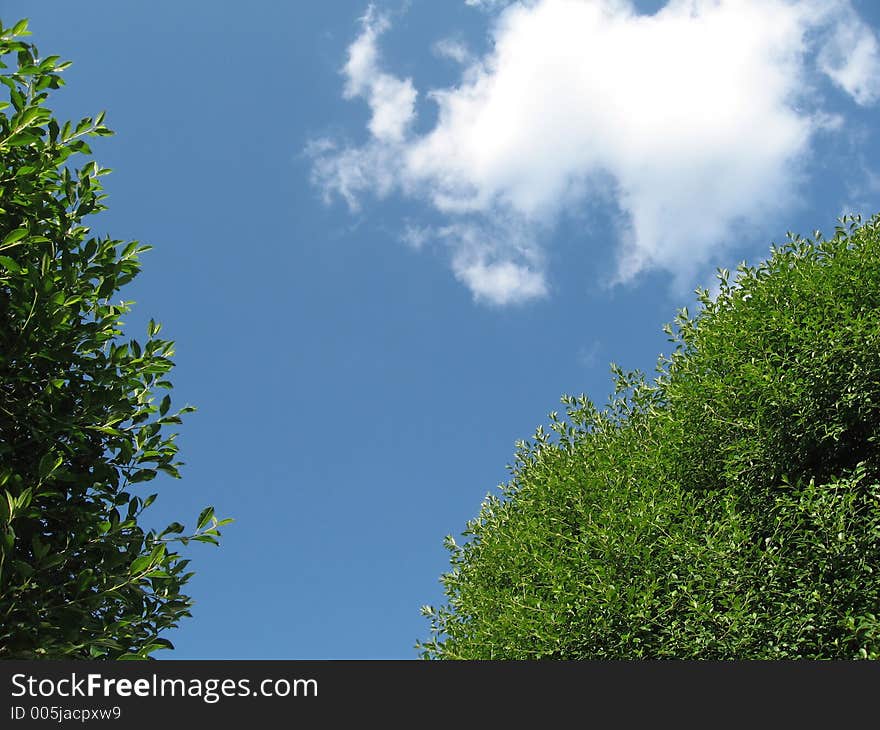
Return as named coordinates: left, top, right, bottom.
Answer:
left=0, top=19, right=229, bottom=659
left=420, top=213, right=880, bottom=659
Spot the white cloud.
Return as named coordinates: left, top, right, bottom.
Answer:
left=816, top=1, right=880, bottom=104
left=400, top=223, right=433, bottom=250
left=577, top=340, right=602, bottom=368
left=308, top=138, right=401, bottom=211
left=453, top=255, right=547, bottom=305
left=438, top=221, right=548, bottom=305
left=310, top=0, right=880, bottom=305
left=840, top=163, right=880, bottom=219
left=433, top=37, right=474, bottom=65
left=341, top=6, right=417, bottom=143
left=464, top=0, right=514, bottom=7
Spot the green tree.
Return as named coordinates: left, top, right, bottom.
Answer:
left=0, top=19, right=230, bottom=659
left=420, top=214, right=880, bottom=659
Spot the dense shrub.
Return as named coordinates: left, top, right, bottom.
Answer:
left=420, top=214, right=880, bottom=659
left=0, top=19, right=229, bottom=659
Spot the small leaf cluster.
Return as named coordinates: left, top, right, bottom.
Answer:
left=0, top=19, right=230, bottom=659
left=419, top=214, right=880, bottom=659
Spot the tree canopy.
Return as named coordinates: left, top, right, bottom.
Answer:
left=0, top=18, right=229, bottom=659
left=420, top=213, right=880, bottom=659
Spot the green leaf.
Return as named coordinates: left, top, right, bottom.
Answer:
left=4, top=491, right=16, bottom=521
left=31, top=535, right=49, bottom=560
left=128, top=469, right=157, bottom=484
left=17, top=107, right=42, bottom=128
left=12, top=559, right=34, bottom=578
left=1, top=228, right=27, bottom=247
left=0, top=255, right=21, bottom=273
left=16, top=487, right=32, bottom=509
left=157, top=464, right=181, bottom=478
left=129, top=556, right=153, bottom=575
left=196, top=506, right=214, bottom=531
left=37, top=451, right=62, bottom=480
left=192, top=535, right=220, bottom=546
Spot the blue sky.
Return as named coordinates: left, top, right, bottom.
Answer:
left=4, top=0, right=880, bottom=658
